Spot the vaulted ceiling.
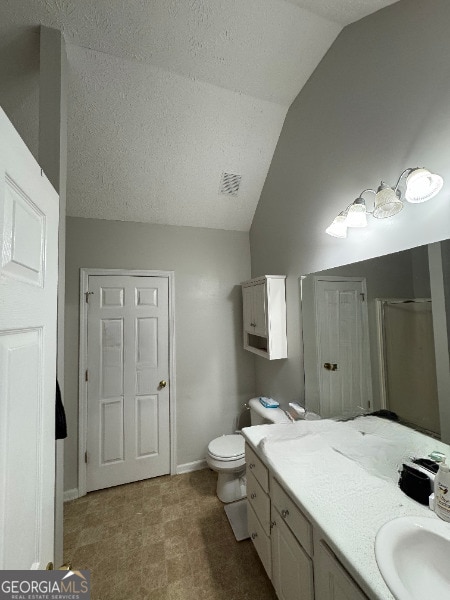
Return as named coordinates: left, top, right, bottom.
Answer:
left=1, top=0, right=398, bottom=230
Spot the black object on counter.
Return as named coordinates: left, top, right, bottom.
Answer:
left=412, top=458, right=439, bottom=474
left=398, top=463, right=432, bottom=505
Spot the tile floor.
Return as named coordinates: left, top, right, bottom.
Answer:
left=64, top=468, right=277, bottom=600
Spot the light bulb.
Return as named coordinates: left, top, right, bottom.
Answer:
left=326, top=213, right=347, bottom=238
left=347, top=198, right=367, bottom=228
left=373, top=184, right=403, bottom=219
left=405, top=168, right=443, bottom=203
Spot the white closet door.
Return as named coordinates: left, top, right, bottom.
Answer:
left=0, top=108, right=59, bottom=569
left=86, top=275, right=170, bottom=491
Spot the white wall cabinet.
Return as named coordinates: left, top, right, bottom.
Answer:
left=245, top=443, right=371, bottom=600
left=241, top=275, right=287, bottom=359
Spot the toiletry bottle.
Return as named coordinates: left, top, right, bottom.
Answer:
left=434, top=458, right=450, bottom=522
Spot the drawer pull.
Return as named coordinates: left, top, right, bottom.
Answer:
left=249, top=463, right=255, bottom=469
left=251, top=532, right=258, bottom=540
left=281, top=509, right=290, bottom=519
left=270, top=520, right=277, bottom=530
left=250, top=493, right=256, bottom=499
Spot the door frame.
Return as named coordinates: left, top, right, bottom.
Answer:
left=78, top=268, right=176, bottom=498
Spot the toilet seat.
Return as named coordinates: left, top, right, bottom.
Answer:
left=208, top=434, right=245, bottom=461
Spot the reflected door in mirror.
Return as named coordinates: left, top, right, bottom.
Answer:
left=315, top=278, right=373, bottom=418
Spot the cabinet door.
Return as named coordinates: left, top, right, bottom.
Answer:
left=252, top=282, right=267, bottom=337
left=247, top=470, right=271, bottom=536
left=242, top=285, right=255, bottom=333
left=314, top=541, right=369, bottom=600
left=272, top=508, right=314, bottom=600
left=248, top=501, right=272, bottom=579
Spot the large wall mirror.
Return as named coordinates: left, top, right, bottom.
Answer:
left=300, top=240, right=450, bottom=443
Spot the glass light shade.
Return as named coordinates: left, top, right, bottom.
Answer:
left=373, top=185, right=403, bottom=219
left=347, top=199, right=367, bottom=228
left=405, top=168, right=444, bottom=203
left=326, top=213, right=348, bottom=238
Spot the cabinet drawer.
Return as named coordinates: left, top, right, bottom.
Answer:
left=271, top=477, right=312, bottom=557
left=247, top=469, right=270, bottom=536
left=247, top=501, right=272, bottom=579
left=246, top=444, right=269, bottom=493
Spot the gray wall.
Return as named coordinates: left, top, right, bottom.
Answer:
left=64, top=217, right=255, bottom=492
left=250, top=0, right=450, bottom=406
left=0, top=27, right=40, bottom=159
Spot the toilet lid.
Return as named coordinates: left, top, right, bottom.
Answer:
left=208, top=434, right=245, bottom=460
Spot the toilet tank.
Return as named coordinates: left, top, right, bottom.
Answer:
left=248, top=397, right=290, bottom=425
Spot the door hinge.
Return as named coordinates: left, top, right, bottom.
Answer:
left=85, top=291, right=94, bottom=303
left=360, top=292, right=365, bottom=301
left=85, top=452, right=88, bottom=464
left=85, top=369, right=89, bottom=382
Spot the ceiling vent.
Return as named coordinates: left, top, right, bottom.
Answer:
left=219, top=172, right=242, bottom=196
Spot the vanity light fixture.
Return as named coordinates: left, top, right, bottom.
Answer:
left=326, top=167, right=443, bottom=237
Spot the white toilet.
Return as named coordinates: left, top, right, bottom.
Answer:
left=206, top=397, right=290, bottom=503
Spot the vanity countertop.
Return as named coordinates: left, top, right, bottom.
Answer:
left=242, top=416, right=450, bottom=600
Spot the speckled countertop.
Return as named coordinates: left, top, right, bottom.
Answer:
left=242, top=417, right=450, bottom=600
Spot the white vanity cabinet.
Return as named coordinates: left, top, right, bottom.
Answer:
left=271, top=477, right=314, bottom=600
left=245, top=442, right=372, bottom=600
left=241, top=275, right=287, bottom=359
left=246, top=444, right=272, bottom=577
left=314, top=540, right=369, bottom=600
left=271, top=511, right=314, bottom=600
left=245, top=445, right=313, bottom=599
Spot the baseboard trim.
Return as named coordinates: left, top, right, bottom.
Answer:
left=64, top=488, right=79, bottom=502
left=64, top=463, right=208, bottom=499
left=176, top=459, right=208, bottom=474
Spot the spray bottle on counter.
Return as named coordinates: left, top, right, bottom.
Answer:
left=434, top=457, right=450, bottom=522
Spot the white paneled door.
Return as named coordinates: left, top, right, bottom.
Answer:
left=0, top=108, right=59, bottom=569
left=86, top=275, right=170, bottom=491
left=315, top=277, right=372, bottom=418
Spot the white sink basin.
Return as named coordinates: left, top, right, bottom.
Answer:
left=375, top=516, right=450, bottom=600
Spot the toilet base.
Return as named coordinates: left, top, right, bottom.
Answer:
left=216, top=470, right=246, bottom=503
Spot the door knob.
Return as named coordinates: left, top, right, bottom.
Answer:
left=159, top=380, right=167, bottom=389
left=324, top=363, right=338, bottom=371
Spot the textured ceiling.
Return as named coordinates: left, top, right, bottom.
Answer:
left=67, top=43, right=288, bottom=230
left=0, top=0, right=399, bottom=230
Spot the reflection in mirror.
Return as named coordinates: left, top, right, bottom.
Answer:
left=300, top=240, right=450, bottom=443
